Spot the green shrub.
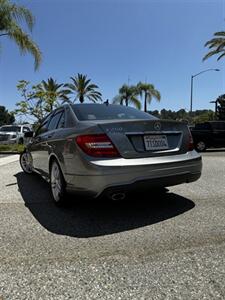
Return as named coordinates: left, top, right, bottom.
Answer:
left=0, top=144, right=25, bottom=153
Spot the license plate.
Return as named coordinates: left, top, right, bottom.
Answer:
left=144, top=135, right=169, bottom=151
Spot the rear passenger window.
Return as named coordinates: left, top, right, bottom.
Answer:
left=57, top=112, right=65, bottom=129
left=48, top=112, right=63, bottom=131
left=35, top=114, right=52, bottom=136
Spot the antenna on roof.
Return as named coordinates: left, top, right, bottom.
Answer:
left=104, top=99, right=109, bottom=106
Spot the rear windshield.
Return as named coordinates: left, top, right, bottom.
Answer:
left=72, top=104, right=157, bottom=121
left=0, top=126, right=21, bottom=132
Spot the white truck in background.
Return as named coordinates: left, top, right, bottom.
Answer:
left=0, top=124, right=32, bottom=144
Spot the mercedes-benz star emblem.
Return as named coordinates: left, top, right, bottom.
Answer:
left=154, top=122, right=161, bottom=131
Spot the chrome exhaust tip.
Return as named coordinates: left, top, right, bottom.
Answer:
left=110, top=192, right=126, bottom=201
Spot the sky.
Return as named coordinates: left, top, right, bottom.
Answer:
left=0, top=0, right=225, bottom=116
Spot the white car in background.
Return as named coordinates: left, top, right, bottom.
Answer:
left=0, top=125, right=32, bottom=144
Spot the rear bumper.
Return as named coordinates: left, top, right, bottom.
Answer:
left=65, top=151, right=202, bottom=198
left=101, top=172, right=201, bottom=198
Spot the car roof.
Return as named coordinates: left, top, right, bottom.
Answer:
left=70, top=103, right=120, bottom=108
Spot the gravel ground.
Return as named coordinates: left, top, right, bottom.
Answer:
left=0, top=151, right=225, bottom=299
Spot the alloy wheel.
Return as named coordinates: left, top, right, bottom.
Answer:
left=196, top=141, right=206, bottom=152
left=20, top=151, right=33, bottom=174
left=50, top=161, right=64, bottom=203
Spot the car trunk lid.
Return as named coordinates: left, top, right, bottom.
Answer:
left=98, top=119, right=189, bottom=158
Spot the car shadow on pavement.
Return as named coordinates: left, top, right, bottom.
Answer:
left=15, top=172, right=195, bottom=238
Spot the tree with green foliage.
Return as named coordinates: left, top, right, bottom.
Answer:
left=192, top=111, right=215, bottom=124
left=203, top=31, right=225, bottom=61
left=15, top=78, right=69, bottom=122
left=0, top=0, right=41, bottom=70
left=37, top=78, right=71, bottom=112
left=149, top=110, right=160, bottom=118
left=113, top=84, right=141, bottom=109
left=137, top=82, right=161, bottom=112
left=148, top=108, right=215, bottom=124
left=0, top=105, right=15, bottom=126
left=65, top=74, right=102, bottom=103
left=160, top=109, right=176, bottom=120
left=15, top=80, right=45, bottom=122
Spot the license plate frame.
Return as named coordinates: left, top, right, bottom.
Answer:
left=144, top=135, right=169, bottom=151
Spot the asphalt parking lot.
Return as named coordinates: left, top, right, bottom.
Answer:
left=0, top=151, right=225, bottom=300
left=0, top=154, right=10, bottom=158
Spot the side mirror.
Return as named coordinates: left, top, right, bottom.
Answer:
left=24, top=131, right=34, bottom=138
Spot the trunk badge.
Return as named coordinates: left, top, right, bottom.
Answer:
left=154, top=122, right=161, bottom=131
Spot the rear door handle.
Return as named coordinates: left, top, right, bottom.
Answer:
left=47, top=134, right=53, bottom=138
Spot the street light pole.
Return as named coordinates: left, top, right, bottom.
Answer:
left=190, top=68, right=220, bottom=112
left=190, top=75, right=194, bottom=113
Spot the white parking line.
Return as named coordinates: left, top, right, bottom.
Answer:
left=0, top=155, right=19, bottom=167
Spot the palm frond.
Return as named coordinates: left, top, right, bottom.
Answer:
left=214, top=31, right=225, bottom=37
left=204, top=38, right=224, bottom=48
left=130, top=96, right=141, bottom=110
left=83, top=78, right=91, bottom=89
left=11, top=4, right=34, bottom=32
left=216, top=41, right=225, bottom=51
left=217, top=51, right=225, bottom=60
left=8, top=22, right=41, bottom=70
left=66, top=73, right=102, bottom=103
left=137, top=82, right=161, bottom=111
left=150, top=89, right=161, bottom=101
left=64, top=83, right=75, bottom=91
left=116, top=84, right=141, bottom=108
left=203, top=49, right=220, bottom=61
left=203, top=31, right=225, bottom=61
left=0, top=0, right=41, bottom=70
left=86, top=84, right=99, bottom=90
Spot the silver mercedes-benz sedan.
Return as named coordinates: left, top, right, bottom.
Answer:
left=20, top=103, right=202, bottom=205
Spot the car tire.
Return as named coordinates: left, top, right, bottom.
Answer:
left=20, top=150, right=33, bottom=174
left=50, top=160, right=67, bottom=206
left=195, top=141, right=207, bottom=152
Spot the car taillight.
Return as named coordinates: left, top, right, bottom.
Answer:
left=75, top=134, right=120, bottom=157
left=188, top=129, right=194, bottom=151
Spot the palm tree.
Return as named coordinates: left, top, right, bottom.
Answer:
left=203, top=31, right=225, bottom=61
left=37, top=77, right=71, bottom=112
left=0, top=0, right=41, bottom=70
left=65, top=73, right=102, bottom=103
left=113, top=84, right=141, bottom=109
left=137, top=82, right=161, bottom=112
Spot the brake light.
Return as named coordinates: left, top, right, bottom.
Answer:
left=76, top=134, right=120, bottom=157
left=188, top=129, right=194, bottom=151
